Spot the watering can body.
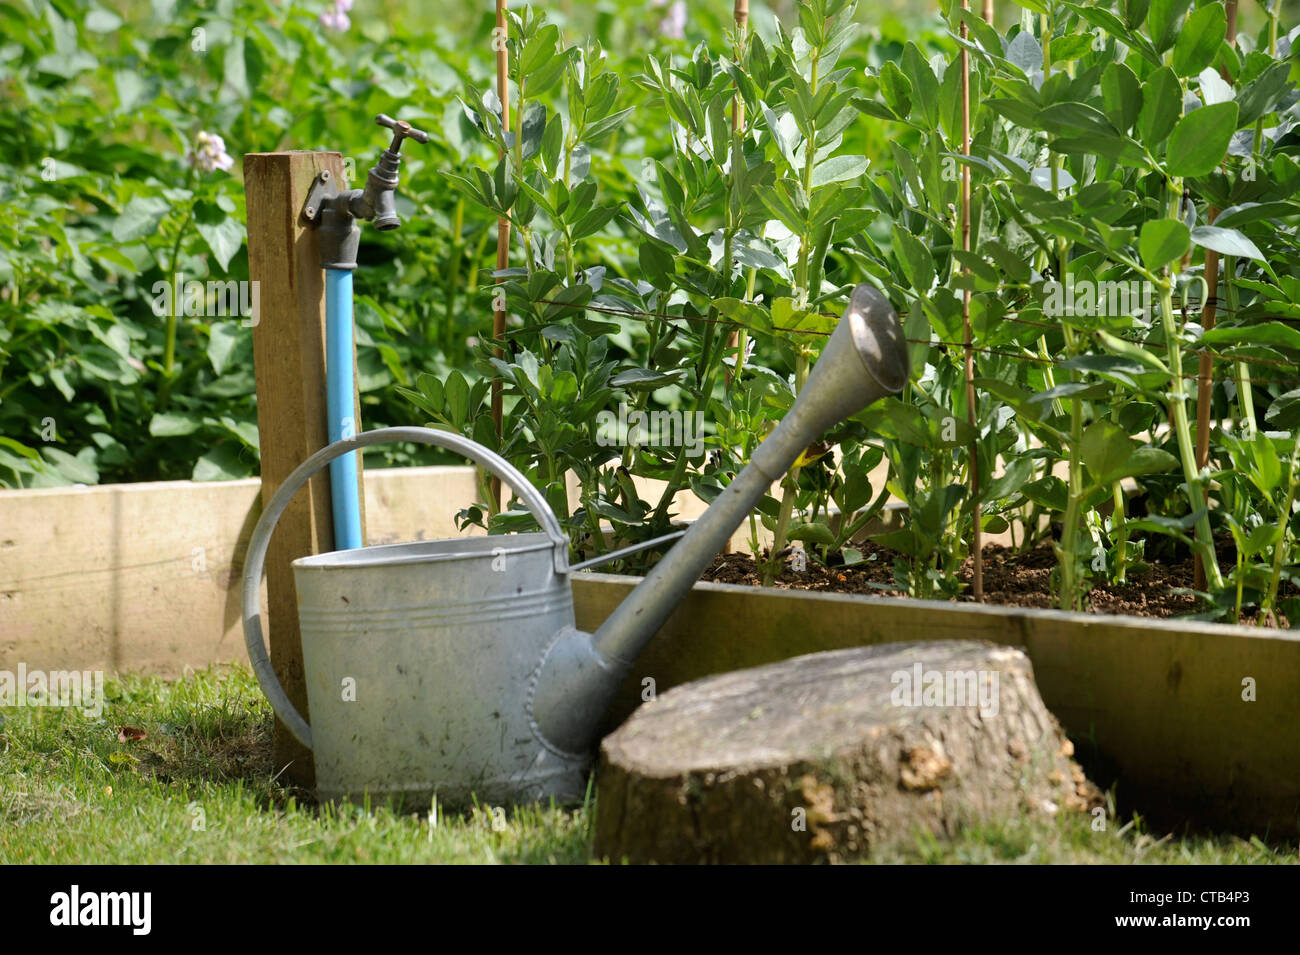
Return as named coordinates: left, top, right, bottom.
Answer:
left=242, top=284, right=908, bottom=809
left=293, top=534, right=589, bottom=808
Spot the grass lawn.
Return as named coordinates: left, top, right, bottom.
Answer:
left=0, top=666, right=1295, bottom=865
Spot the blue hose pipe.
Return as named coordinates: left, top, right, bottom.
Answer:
left=325, top=268, right=363, bottom=550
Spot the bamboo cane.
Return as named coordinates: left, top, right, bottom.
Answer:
left=1193, top=0, right=1238, bottom=590
left=724, top=0, right=749, bottom=388
left=961, top=0, right=982, bottom=600
left=491, top=0, right=511, bottom=510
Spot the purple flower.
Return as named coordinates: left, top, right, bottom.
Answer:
left=320, top=0, right=351, bottom=31
left=188, top=131, right=234, bottom=174
left=653, top=0, right=686, bottom=39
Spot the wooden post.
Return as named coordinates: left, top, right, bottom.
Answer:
left=245, top=150, right=366, bottom=786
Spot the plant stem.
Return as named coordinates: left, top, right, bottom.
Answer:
left=1262, top=428, right=1300, bottom=623
left=1158, top=278, right=1225, bottom=591
left=156, top=200, right=194, bottom=412
left=1111, top=481, right=1129, bottom=582
left=1222, top=254, right=1256, bottom=435
left=763, top=351, right=810, bottom=585
left=763, top=31, right=822, bottom=587
left=1252, top=1, right=1280, bottom=155
left=1049, top=146, right=1086, bottom=611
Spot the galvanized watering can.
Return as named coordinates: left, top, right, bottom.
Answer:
left=242, top=284, right=907, bottom=807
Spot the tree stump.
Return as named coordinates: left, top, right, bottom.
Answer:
left=595, top=641, right=1100, bottom=864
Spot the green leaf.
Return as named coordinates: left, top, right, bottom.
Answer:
left=1122, top=0, right=1151, bottom=30
left=1039, top=102, right=1117, bottom=138
left=148, top=412, right=203, bottom=437
left=1095, top=330, right=1171, bottom=375
left=1139, top=218, right=1190, bottom=271
left=609, top=368, right=683, bottom=390
left=1101, top=62, right=1142, bottom=133
left=542, top=283, right=592, bottom=320
left=519, top=24, right=559, bottom=75
left=1147, top=0, right=1193, bottom=54
left=714, top=297, right=773, bottom=332
left=444, top=370, right=470, bottom=427
left=1190, top=225, right=1265, bottom=262
left=900, top=43, right=940, bottom=129
left=194, top=216, right=244, bottom=272
left=585, top=107, right=634, bottom=144
left=112, top=195, right=169, bottom=242
left=85, top=8, right=124, bottom=31
left=811, top=155, right=868, bottom=188
left=891, top=225, right=934, bottom=293
left=1005, top=29, right=1043, bottom=73
left=1121, top=447, right=1180, bottom=479
left=987, top=96, right=1043, bottom=129
left=638, top=241, right=675, bottom=287
left=1201, top=322, right=1300, bottom=351
left=1050, top=34, right=1093, bottom=64
left=527, top=52, right=569, bottom=97
left=1237, top=61, right=1293, bottom=127
left=1022, top=475, right=1069, bottom=512
left=1166, top=102, right=1238, bottom=178
left=788, top=523, right=836, bottom=547
left=1213, top=202, right=1300, bottom=229
left=42, top=447, right=98, bottom=485
left=1171, top=3, right=1225, bottom=77
left=1079, top=420, right=1132, bottom=485
left=983, top=239, right=1031, bottom=282
left=192, top=443, right=247, bottom=482
left=1264, top=388, right=1300, bottom=429
left=1245, top=522, right=1283, bottom=557
left=1137, top=66, right=1182, bottom=146
left=519, top=102, right=547, bottom=160
left=870, top=528, right=924, bottom=559
left=207, top=323, right=242, bottom=376
left=1048, top=135, right=1147, bottom=167
left=222, top=38, right=249, bottom=101
left=877, top=59, right=912, bottom=119
left=1236, top=430, right=1282, bottom=498
left=114, top=70, right=154, bottom=112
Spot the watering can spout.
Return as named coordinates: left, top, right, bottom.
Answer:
left=530, top=283, right=908, bottom=755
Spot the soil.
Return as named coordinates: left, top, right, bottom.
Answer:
left=700, top=539, right=1295, bottom=627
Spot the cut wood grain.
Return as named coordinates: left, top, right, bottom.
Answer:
left=596, top=641, right=1099, bottom=863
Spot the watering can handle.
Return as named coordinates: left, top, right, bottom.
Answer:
left=241, top=425, right=569, bottom=750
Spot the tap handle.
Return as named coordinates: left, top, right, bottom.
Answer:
left=375, top=114, right=429, bottom=153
